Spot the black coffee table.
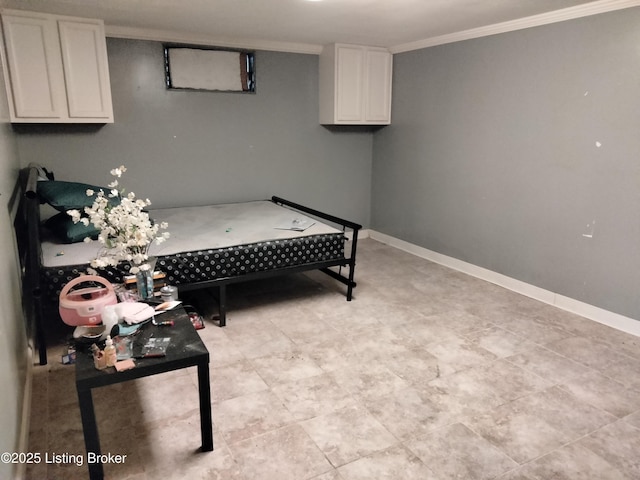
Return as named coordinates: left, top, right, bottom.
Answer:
left=75, top=306, right=213, bottom=479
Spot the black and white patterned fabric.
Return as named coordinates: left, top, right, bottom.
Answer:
left=41, top=233, right=345, bottom=305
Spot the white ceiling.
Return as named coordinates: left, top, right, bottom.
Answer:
left=1, top=0, right=638, bottom=53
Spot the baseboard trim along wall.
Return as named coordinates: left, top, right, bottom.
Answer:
left=367, top=230, right=640, bottom=338
left=15, top=345, right=33, bottom=480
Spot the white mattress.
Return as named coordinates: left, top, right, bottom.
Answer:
left=42, top=200, right=341, bottom=268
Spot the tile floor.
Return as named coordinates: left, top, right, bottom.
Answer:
left=26, top=238, right=640, bottom=479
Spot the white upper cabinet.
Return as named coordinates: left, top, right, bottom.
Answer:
left=0, top=9, right=113, bottom=123
left=319, top=43, right=392, bottom=125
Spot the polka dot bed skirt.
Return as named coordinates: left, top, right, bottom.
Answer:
left=41, top=233, right=346, bottom=305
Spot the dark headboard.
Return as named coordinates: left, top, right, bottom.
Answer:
left=14, top=163, right=49, bottom=365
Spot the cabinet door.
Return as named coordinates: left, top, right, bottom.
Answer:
left=335, top=45, right=364, bottom=122
left=1, top=14, right=66, bottom=119
left=58, top=20, right=113, bottom=120
left=364, top=49, right=392, bottom=124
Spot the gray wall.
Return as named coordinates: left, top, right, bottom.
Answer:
left=372, top=8, right=640, bottom=320
left=15, top=39, right=373, bottom=224
left=0, top=45, right=29, bottom=479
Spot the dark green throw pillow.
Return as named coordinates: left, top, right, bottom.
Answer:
left=37, top=180, right=115, bottom=212
left=44, top=213, right=100, bottom=244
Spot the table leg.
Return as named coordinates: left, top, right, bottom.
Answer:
left=197, top=362, right=214, bottom=451
left=77, top=387, right=104, bottom=480
left=219, top=284, right=227, bottom=327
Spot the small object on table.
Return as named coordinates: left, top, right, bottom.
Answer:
left=90, top=344, right=107, bottom=370
left=137, top=337, right=171, bottom=358
left=104, top=335, right=117, bottom=367
left=114, top=359, right=135, bottom=371
left=152, top=318, right=174, bottom=327
left=184, top=305, right=205, bottom=330
left=160, top=285, right=179, bottom=302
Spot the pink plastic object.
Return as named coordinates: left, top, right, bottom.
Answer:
left=59, top=275, right=117, bottom=326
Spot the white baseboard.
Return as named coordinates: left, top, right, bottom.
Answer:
left=14, top=345, right=33, bottom=480
left=368, top=230, right=640, bottom=337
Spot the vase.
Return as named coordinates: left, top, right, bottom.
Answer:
left=134, top=257, right=156, bottom=300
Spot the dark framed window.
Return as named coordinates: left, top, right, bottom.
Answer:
left=164, top=46, right=255, bottom=93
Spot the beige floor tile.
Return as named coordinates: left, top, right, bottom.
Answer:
left=272, top=372, right=357, bottom=421
left=272, top=310, right=341, bottom=345
left=28, top=238, right=640, bottom=480
left=599, top=354, right=640, bottom=390
left=425, top=365, right=510, bottom=416
left=397, top=315, right=462, bottom=349
left=250, top=348, right=324, bottom=386
left=132, top=424, right=244, bottom=480
left=321, top=305, right=387, bottom=335
left=544, top=335, right=628, bottom=371
left=470, top=359, right=553, bottom=402
left=559, top=369, right=640, bottom=418
left=426, top=308, right=496, bottom=336
left=505, top=344, right=593, bottom=385
left=465, top=325, right=538, bottom=358
left=499, top=316, right=576, bottom=345
left=364, top=385, right=453, bottom=441
left=128, top=373, right=201, bottom=427
left=210, top=358, right=269, bottom=403
left=298, top=331, right=360, bottom=372
left=200, top=328, right=246, bottom=367
left=382, top=344, right=442, bottom=384
left=330, top=363, right=409, bottom=403
left=623, top=410, right=640, bottom=429
left=227, top=329, right=296, bottom=360
left=467, top=386, right=617, bottom=464
left=230, top=424, right=332, bottom=480
left=300, top=405, right=397, bottom=467
left=309, top=470, right=344, bottom=480
left=576, top=419, right=640, bottom=479
left=337, top=445, right=440, bottom=480
left=406, top=423, right=518, bottom=479
left=498, top=442, right=631, bottom=480
left=426, top=334, right=498, bottom=373
left=214, top=390, right=296, bottom=444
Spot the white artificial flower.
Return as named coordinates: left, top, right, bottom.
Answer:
left=67, top=209, right=81, bottom=221
left=110, top=166, right=127, bottom=177
left=68, top=165, right=169, bottom=273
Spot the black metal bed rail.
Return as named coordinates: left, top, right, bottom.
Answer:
left=271, top=195, right=363, bottom=232
left=272, top=195, right=361, bottom=301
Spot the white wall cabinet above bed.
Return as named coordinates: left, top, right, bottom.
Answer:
left=0, top=9, right=113, bottom=123
left=319, top=43, right=392, bottom=125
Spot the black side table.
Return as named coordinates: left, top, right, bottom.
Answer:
left=75, top=307, right=213, bottom=480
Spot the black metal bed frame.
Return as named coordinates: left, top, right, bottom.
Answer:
left=15, top=164, right=49, bottom=365
left=179, top=195, right=362, bottom=327
left=16, top=164, right=362, bottom=365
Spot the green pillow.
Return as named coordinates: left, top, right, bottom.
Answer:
left=44, top=213, right=100, bottom=244
left=37, top=180, right=114, bottom=212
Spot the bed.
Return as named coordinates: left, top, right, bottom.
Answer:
left=15, top=164, right=361, bottom=365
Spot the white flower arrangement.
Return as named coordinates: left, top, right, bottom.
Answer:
left=67, top=166, right=170, bottom=274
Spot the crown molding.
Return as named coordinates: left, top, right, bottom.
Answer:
left=104, top=0, right=640, bottom=55
left=104, top=25, right=323, bottom=55
left=390, top=0, right=640, bottom=53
